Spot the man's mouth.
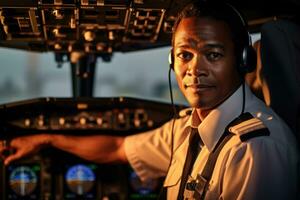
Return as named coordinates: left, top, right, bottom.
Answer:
left=185, top=82, right=212, bottom=87
left=184, top=83, right=215, bottom=91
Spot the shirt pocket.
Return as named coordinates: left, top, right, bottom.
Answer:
left=163, top=159, right=183, bottom=187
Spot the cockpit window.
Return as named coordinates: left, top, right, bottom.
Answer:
left=0, top=47, right=187, bottom=105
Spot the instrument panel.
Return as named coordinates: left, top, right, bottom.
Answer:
left=0, top=97, right=186, bottom=200
left=0, top=97, right=185, bottom=136
left=4, top=156, right=164, bottom=200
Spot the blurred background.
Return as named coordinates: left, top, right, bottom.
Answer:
left=0, top=46, right=187, bottom=105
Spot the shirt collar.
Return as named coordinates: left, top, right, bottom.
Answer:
left=185, top=84, right=254, bottom=152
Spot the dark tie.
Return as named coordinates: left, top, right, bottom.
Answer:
left=177, top=128, right=202, bottom=200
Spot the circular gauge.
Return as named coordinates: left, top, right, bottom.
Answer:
left=129, top=171, right=158, bottom=195
left=65, top=164, right=96, bottom=195
left=9, top=166, right=38, bottom=196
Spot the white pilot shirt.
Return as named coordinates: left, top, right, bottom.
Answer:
left=124, top=85, right=299, bottom=200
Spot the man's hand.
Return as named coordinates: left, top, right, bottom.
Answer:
left=0, top=135, right=50, bottom=166
left=1, top=134, right=127, bottom=165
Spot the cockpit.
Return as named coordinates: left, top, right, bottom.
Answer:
left=0, top=0, right=299, bottom=199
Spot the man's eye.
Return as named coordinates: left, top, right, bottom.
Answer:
left=206, top=52, right=223, bottom=61
left=177, top=52, right=193, bottom=61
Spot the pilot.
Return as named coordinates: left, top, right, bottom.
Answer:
left=1, top=1, right=299, bottom=200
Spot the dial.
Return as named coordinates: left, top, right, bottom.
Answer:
left=9, top=166, right=38, bottom=196
left=65, top=164, right=96, bottom=195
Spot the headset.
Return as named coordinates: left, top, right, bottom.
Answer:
left=168, top=1, right=257, bottom=75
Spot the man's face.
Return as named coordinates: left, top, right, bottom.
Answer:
left=173, top=17, right=241, bottom=111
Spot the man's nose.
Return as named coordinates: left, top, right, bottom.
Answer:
left=187, top=56, right=207, bottom=76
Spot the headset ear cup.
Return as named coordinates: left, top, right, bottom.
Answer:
left=240, top=45, right=257, bottom=74
left=169, top=50, right=174, bottom=70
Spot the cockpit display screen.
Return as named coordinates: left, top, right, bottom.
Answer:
left=6, top=164, right=41, bottom=200
left=64, top=163, right=97, bottom=199
left=128, top=169, right=161, bottom=199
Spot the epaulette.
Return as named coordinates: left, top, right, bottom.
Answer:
left=178, top=108, right=193, bottom=118
left=229, top=115, right=270, bottom=142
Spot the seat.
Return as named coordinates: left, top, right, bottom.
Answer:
left=247, top=19, right=300, bottom=143
left=245, top=39, right=264, bottom=101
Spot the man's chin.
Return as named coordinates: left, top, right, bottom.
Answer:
left=188, top=99, right=215, bottom=110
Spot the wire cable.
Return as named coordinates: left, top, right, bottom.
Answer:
left=167, top=66, right=177, bottom=170
left=240, top=80, right=246, bottom=115
left=157, top=66, right=177, bottom=199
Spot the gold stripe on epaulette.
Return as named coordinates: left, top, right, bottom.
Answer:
left=229, top=118, right=266, bottom=135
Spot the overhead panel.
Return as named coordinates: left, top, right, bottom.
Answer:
left=78, top=2, right=128, bottom=53
left=124, top=8, right=165, bottom=42
left=0, top=0, right=299, bottom=54
left=0, top=8, right=42, bottom=41
left=0, top=0, right=172, bottom=53
left=124, top=0, right=171, bottom=42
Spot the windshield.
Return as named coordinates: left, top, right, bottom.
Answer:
left=0, top=46, right=187, bottom=105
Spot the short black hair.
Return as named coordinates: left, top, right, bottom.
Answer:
left=172, top=0, right=249, bottom=59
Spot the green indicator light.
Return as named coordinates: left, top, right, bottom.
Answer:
left=89, top=164, right=97, bottom=170
left=32, top=165, right=41, bottom=171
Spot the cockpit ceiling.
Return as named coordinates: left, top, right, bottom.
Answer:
left=0, top=0, right=298, bottom=54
